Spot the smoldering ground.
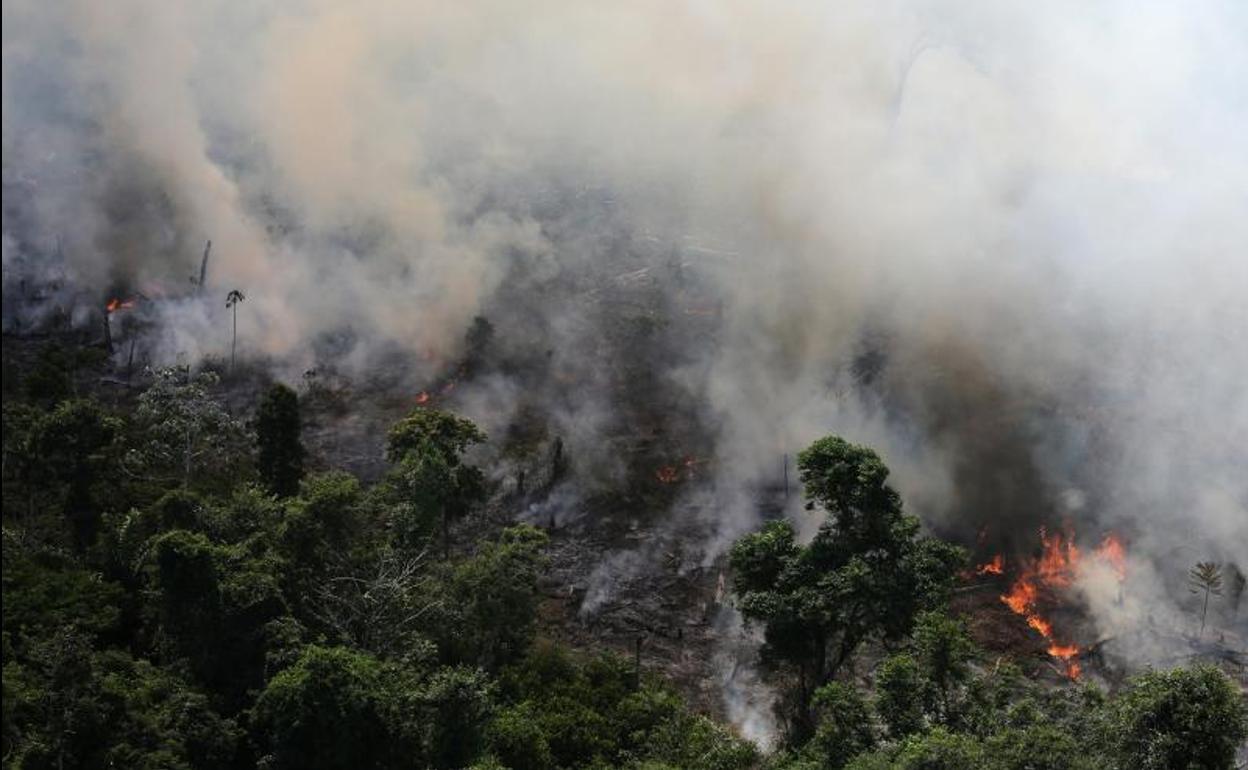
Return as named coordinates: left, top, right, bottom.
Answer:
left=4, top=0, right=1247, bottom=737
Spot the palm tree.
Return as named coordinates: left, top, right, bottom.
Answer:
left=225, top=289, right=245, bottom=373
left=1188, top=561, right=1223, bottom=636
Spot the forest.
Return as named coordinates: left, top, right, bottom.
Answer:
left=3, top=342, right=1244, bottom=770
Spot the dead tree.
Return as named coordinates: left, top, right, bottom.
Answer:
left=192, top=240, right=211, bottom=293
left=305, top=547, right=441, bottom=657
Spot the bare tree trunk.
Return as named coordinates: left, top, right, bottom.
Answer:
left=231, top=305, right=237, bottom=373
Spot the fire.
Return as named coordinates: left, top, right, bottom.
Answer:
left=105, top=298, right=136, bottom=313
left=1094, top=533, right=1127, bottom=580
left=975, top=554, right=1005, bottom=575
left=655, top=456, right=708, bottom=484
left=415, top=391, right=432, bottom=405
left=1034, top=528, right=1079, bottom=588
left=998, top=527, right=1128, bottom=680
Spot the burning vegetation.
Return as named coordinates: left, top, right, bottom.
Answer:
left=975, top=528, right=1131, bottom=679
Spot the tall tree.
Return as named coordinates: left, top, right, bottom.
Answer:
left=256, top=384, right=305, bottom=498
left=225, top=289, right=245, bottom=373
left=385, top=409, right=486, bottom=557
left=30, top=399, right=122, bottom=548
left=126, top=366, right=250, bottom=490
left=1187, top=561, right=1223, bottom=636
left=729, top=436, right=965, bottom=742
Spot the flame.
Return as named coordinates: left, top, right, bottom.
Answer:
left=1034, top=527, right=1080, bottom=588
left=1005, top=542, right=1071, bottom=671
left=997, top=528, right=1128, bottom=680
left=975, top=554, right=1005, bottom=576
left=1094, top=533, right=1127, bottom=580
left=105, top=298, right=136, bottom=313
left=415, top=391, right=431, bottom=405
left=655, top=456, right=708, bottom=484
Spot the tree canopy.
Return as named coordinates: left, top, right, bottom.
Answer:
left=730, top=436, right=965, bottom=740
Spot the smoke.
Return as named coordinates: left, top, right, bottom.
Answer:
left=5, top=0, right=1247, bottom=735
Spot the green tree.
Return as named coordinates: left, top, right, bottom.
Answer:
left=2, top=402, right=48, bottom=520
left=422, top=666, right=495, bottom=769
left=984, top=725, right=1099, bottom=770
left=2, top=553, right=123, bottom=647
left=23, top=343, right=75, bottom=407
left=730, top=436, right=965, bottom=740
left=279, top=471, right=365, bottom=617
left=495, top=643, right=756, bottom=770
left=1107, top=665, right=1247, bottom=770
left=911, top=612, right=975, bottom=723
left=256, top=384, right=305, bottom=498
left=252, top=645, right=422, bottom=770
left=441, top=525, right=549, bottom=671
left=874, top=654, right=926, bottom=740
left=3, top=632, right=238, bottom=770
left=892, top=728, right=984, bottom=770
left=126, top=367, right=250, bottom=490
left=385, top=409, right=486, bottom=557
left=31, top=399, right=122, bottom=548
left=151, top=530, right=224, bottom=676
left=489, top=701, right=554, bottom=770
left=806, top=682, right=876, bottom=770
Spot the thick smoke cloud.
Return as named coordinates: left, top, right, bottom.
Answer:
left=5, top=0, right=1247, bottom=727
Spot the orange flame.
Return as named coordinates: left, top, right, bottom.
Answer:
left=105, top=298, right=136, bottom=313
left=655, top=466, right=680, bottom=484
left=1003, top=529, right=1083, bottom=678
left=997, top=528, right=1127, bottom=680
left=415, top=391, right=431, bottom=405
left=1094, top=533, right=1127, bottom=580
left=975, top=554, right=1005, bottom=576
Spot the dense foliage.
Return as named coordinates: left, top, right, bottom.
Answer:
left=1, top=350, right=755, bottom=769
left=732, top=438, right=1247, bottom=769
left=2, top=344, right=1244, bottom=769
